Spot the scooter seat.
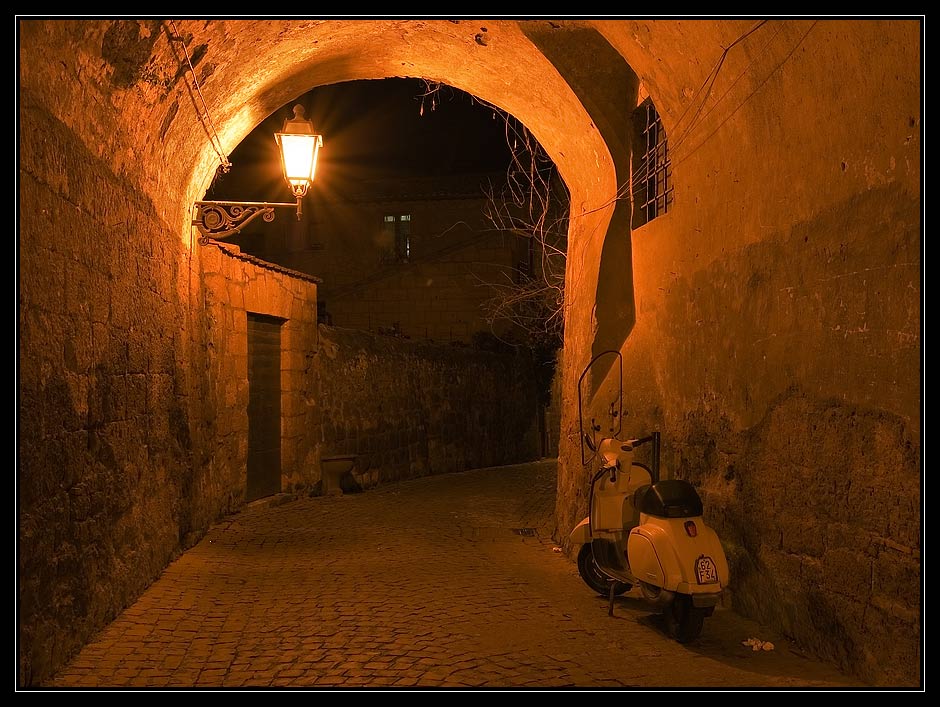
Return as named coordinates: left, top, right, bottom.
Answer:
left=634, top=479, right=703, bottom=518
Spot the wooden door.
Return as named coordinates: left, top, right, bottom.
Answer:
left=247, top=313, right=283, bottom=501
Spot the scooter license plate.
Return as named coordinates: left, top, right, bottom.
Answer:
left=695, top=555, right=719, bottom=585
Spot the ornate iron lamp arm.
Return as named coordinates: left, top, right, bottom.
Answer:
left=192, top=200, right=299, bottom=244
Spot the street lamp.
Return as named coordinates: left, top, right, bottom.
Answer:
left=276, top=104, right=323, bottom=211
left=192, top=104, right=323, bottom=244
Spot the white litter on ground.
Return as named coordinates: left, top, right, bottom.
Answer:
left=742, top=637, right=775, bottom=652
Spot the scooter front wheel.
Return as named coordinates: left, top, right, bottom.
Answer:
left=577, top=544, right=631, bottom=597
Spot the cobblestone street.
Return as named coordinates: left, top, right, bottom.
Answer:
left=47, top=460, right=860, bottom=690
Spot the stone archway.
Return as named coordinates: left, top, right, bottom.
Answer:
left=19, top=18, right=922, bottom=686
left=18, top=19, right=633, bottom=686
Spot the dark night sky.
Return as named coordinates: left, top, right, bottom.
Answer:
left=207, top=78, right=515, bottom=203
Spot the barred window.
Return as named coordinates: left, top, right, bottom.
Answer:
left=632, top=98, right=673, bottom=228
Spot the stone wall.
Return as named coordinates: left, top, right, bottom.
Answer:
left=201, top=246, right=543, bottom=496
left=201, top=244, right=541, bottom=499
left=562, top=20, right=922, bottom=686
left=18, top=88, right=206, bottom=686
left=325, top=241, right=515, bottom=343
left=200, top=242, right=320, bottom=511
left=314, top=326, right=541, bottom=489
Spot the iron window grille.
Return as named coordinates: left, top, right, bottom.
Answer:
left=632, top=98, right=673, bottom=227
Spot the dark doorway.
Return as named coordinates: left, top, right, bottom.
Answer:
left=247, top=313, right=284, bottom=501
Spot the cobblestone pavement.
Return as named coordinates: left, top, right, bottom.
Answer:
left=47, top=460, right=861, bottom=690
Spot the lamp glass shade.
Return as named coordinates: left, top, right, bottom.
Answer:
left=275, top=104, right=323, bottom=197
left=277, top=133, right=322, bottom=195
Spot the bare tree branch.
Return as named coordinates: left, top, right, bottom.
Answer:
left=474, top=108, right=569, bottom=353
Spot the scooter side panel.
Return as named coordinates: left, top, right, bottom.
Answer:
left=629, top=519, right=729, bottom=593
left=666, top=521, right=729, bottom=592
left=695, top=524, right=731, bottom=589
left=626, top=530, right=669, bottom=587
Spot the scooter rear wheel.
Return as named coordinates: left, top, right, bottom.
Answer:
left=664, top=594, right=706, bottom=643
left=577, top=544, right=631, bottom=597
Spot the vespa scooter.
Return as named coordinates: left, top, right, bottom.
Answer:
left=568, top=350, right=730, bottom=642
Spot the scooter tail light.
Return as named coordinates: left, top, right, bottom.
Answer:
left=684, top=520, right=698, bottom=537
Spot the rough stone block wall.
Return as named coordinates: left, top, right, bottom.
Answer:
left=199, top=242, right=320, bottom=510
left=555, top=21, right=921, bottom=686
left=16, top=84, right=324, bottom=687
left=314, top=326, right=541, bottom=489
left=326, top=233, right=516, bottom=343
left=642, top=192, right=922, bottom=685
left=18, top=90, right=202, bottom=686
left=695, top=395, right=920, bottom=684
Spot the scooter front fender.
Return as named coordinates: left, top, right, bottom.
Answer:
left=569, top=517, right=592, bottom=545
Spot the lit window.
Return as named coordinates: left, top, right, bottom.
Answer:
left=632, top=98, right=673, bottom=227
left=383, top=214, right=411, bottom=262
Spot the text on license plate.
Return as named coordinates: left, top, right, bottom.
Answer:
left=695, top=555, right=719, bottom=585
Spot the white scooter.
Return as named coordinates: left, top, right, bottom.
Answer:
left=568, top=350, right=730, bottom=642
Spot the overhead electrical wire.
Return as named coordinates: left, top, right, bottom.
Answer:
left=167, top=19, right=232, bottom=175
